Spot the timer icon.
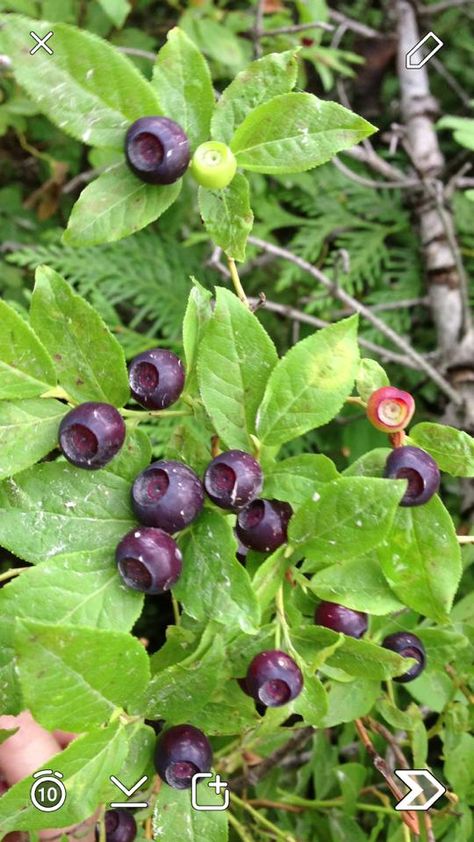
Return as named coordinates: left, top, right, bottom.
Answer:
left=30, top=770, right=67, bottom=813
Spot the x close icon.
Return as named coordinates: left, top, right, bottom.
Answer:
left=30, top=31, right=54, bottom=55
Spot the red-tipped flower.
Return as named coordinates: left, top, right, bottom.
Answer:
left=366, top=386, right=415, bottom=433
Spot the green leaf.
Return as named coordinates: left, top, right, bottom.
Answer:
left=0, top=398, right=66, bottom=479
left=291, top=627, right=414, bottom=680
left=320, top=678, right=380, bottom=727
left=344, top=447, right=390, bottom=478
left=0, top=16, right=161, bottom=147
left=106, top=427, right=152, bottom=482
left=252, top=547, right=293, bottom=611
left=289, top=476, right=406, bottom=569
left=63, top=162, right=182, bottom=246
left=308, top=554, right=404, bottom=615
left=0, top=723, right=128, bottom=832
left=356, top=358, right=389, bottom=402
left=145, top=635, right=226, bottom=722
left=293, top=672, right=328, bottom=726
left=154, top=782, right=228, bottom=842
left=96, top=0, right=131, bottom=28
left=15, top=619, right=149, bottom=730
left=409, top=422, right=474, bottom=477
left=415, top=627, right=468, bottom=669
left=198, top=173, right=254, bottom=262
left=152, top=27, right=214, bottom=149
left=174, top=509, right=260, bottom=633
left=211, top=49, right=299, bottom=145
left=263, top=454, right=338, bottom=507
left=197, top=287, right=277, bottom=450
left=377, top=495, right=463, bottom=622
left=182, top=280, right=213, bottom=394
left=0, top=550, right=143, bottom=632
left=256, top=316, right=359, bottom=446
left=0, top=298, right=56, bottom=399
left=30, top=265, right=129, bottom=405
left=0, top=461, right=135, bottom=564
left=444, top=734, right=474, bottom=800
left=230, top=93, right=376, bottom=174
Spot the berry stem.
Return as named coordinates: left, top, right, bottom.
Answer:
left=227, top=256, right=249, bottom=307
left=346, top=396, right=367, bottom=408
left=275, top=585, right=292, bottom=652
left=389, top=430, right=406, bottom=448
left=0, top=567, right=24, bottom=583
left=120, top=408, right=191, bottom=419
left=171, top=593, right=181, bottom=626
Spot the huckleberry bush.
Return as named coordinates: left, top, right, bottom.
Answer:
left=0, top=13, right=473, bottom=842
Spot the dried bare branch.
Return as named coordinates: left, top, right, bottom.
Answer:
left=247, top=236, right=462, bottom=403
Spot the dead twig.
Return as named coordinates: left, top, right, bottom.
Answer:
left=355, top=718, right=420, bottom=837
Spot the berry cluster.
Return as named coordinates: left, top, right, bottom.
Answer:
left=59, top=346, right=304, bottom=801
left=124, top=116, right=237, bottom=190
left=366, top=386, right=440, bottom=506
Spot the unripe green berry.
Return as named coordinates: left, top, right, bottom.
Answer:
left=190, top=141, right=237, bottom=189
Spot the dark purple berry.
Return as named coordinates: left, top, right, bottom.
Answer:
left=204, top=450, right=263, bottom=510
left=129, top=348, right=185, bottom=410
left=59, top=402, right=126, bottom=470
left=236, top=499, right=292, bottom=553
left=242, top=650, right=303, bottom=707
left=131, top=460, right=204, bottom=533
left=315, top=601, right=368, bottom=639
left=384, top=445, right=440, bottom=507
left=116, top=527, right=182, bottom=594
left=125, top=117, right=190, bottom=185
left=95, top=809, right=136, bottom=842
left=382, top=632, right=426, bottom=683
left=154, top=724, right=212, bottom=789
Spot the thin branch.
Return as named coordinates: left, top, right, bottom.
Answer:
left=231, top=727, right=314, bottom=790
left=247, top=236, right=462, bottom=404
left=247, top=296, right=422, bottom=369
left=62, top=166, right=105, bottom=194
left=333, top=155, right=420, bottom=190
left=431, top=57, right=472, bottom=109
left=419, top=0, right=472, bottom=14
left=355, top=719, right=420, bottom=837
left=343, top=145, right=414, bottom=183
left=365, top=717, right=410, bottom=770
left=259, top=20, right=334, bottom=37
left=328, top=9, right=379, bottom=37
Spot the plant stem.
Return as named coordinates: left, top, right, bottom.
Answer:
left=282, top=794, right=396, bottom=816
left=171, top=594, right=181, bottom=626
left=346, top=396, right=367, bottom=408
left=227, top=256, right=249, bottom=307
left=275, top=586, right=292, bottom=650
left=231, top=792, right=297, bottom=841
left=120, top=408, right=191, bottom=419
left=228, top=810, right=255, bottom=842
left=0, top=567, right=25, bottom=583
left=457, top=535, right=474, bottom=543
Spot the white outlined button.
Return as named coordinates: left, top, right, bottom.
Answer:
left=405, top=32, right=443, bottom=69
left=30, top=31, right=54, bottom=55
left=30, top=770, right=66, bottom=812
left=191, top=773, right=230, bottom=811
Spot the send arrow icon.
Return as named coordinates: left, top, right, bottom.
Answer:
left=395, top=769, right=446, bottom=811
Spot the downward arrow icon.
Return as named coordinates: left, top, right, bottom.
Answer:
left=395, top=769, right=446, bottom=811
